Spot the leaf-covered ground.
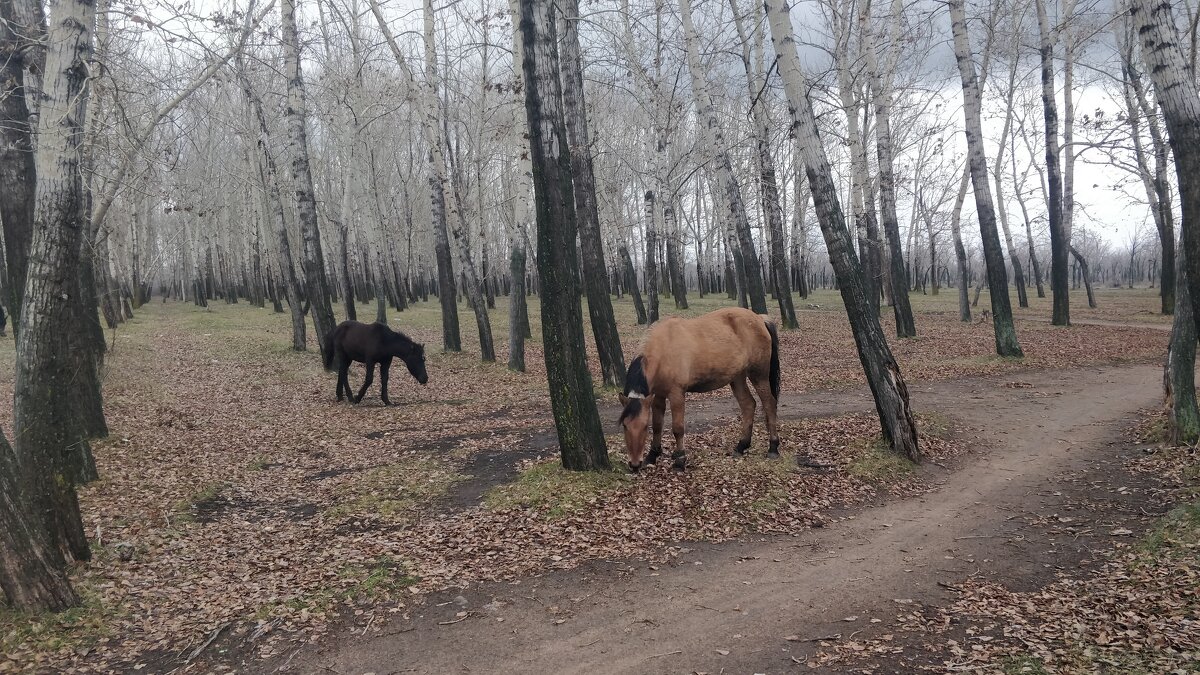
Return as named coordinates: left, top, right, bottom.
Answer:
left=0, top=288, right=1172, bottom=672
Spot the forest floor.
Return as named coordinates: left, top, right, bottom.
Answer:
left=0, top=286, right=1194, bottom=673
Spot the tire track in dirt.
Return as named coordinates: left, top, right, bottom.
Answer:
left=287, top=363, right=1162, bottom=674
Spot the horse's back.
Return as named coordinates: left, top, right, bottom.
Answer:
left=644, top=308, right=772, bottom=393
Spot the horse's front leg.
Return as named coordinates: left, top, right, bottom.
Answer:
left=354, top=361, right=375, bottom=403
left=646, top=396, right=666, bottom=465
left=379, top=358, right=392, bottom=406
left=336, top=362, right=350, bottom=402
left=668, top=392, right=687, bottom=471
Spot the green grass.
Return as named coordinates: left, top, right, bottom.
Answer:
left=1137, top=499, right=1200, bottom=558
left=847, top=438, right=916, bottom=483
left=484, top=454, right=632, bottom=519
left=325, top=457, right=465, bottom=520
left=1000, top=654, right=1051, bottom=675
left=0, top=587, right=117, bottom=658
left=915, top=411, right=953, bottom=439
left=253, top=556, right=419, bottom=621
left=173, top=481, right=227, bottom=523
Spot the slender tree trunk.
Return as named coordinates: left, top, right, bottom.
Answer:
left=644, top=189, right=660, bottom=322
left=619, top=243, right=647, bottom=324
left=1036, top=0, right=1070, bottom=326
left=950, top=0, right=1022, bottom=356
left=863, top=0, right=914, bottom=336
left=281, top=0, right=336, bottom=354
left=679, top=0, right=767, bottom=314
left=560, top=0, right=625, bottom=387
left=237, top=56, right=306, bottom=351
left=1070, top=245, right=1097, bottom=308
left=519, top=0, right=609, bottom=471
left=508, top=242, right=527, bottom=372
left=768, top=0, right=919, bottom=462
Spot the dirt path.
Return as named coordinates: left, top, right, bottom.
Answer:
left=288, top=363, right=1162, bottom=674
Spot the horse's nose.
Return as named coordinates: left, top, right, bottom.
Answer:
left=628, top=462, right=641, bottom=473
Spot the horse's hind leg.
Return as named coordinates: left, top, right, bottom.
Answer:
left=730, top=378, right=756, bottom=455
left=668, top=391, right=687, bottom=471
left=751, top=376, right=780, bottom=457
left=354, top=361, right=375, bottom=403
left=646, top=396, right=666, bottom=465
left=337, top=362, right=351, bottom=402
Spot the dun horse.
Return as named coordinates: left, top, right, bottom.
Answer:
left=619, top=307, right=780, bottom=472
left=323, top=321, right=429, bottom=405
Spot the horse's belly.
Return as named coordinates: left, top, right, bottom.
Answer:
left=686, top=378, right=727, bottom=394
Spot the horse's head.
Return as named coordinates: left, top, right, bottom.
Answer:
left=402, top=342, right=429, bottom=385
left=618, top=394, right=653, bottom=472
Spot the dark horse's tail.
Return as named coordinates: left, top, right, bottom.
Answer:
left=766, top=320, right=780, bottom=400
left=322, top=328, right=336, bottom=371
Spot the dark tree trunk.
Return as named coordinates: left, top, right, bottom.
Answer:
left=0, top=0, right=35, bottom=339
left=1165, top=237, right=1199, bottom=443
left=1070, top=246, right=1097, bottom=308
left=619, top=243, right=647, bottom=325
left=508, top=242, right=527, bottom=372
left=644, top=190, right=659, bottom=323
left=951, top=0, right=1022, bottom=356
left=519, top=0, right=609, bottom=470
left=1037, top=0, right=1070, bottom=326
left=0, top=429, right=78, bottom=611
left=559, top=0, right=625, bottom=387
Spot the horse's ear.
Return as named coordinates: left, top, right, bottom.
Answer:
left=618, top=393, right=630, bottom=406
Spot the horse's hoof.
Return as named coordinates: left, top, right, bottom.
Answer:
left=671, top=461, right=686, bottom=472
left=732, top=439, right=751, bottom=456
left=767, top=450, right=780, bottom=459
left=646, top=446, right=662, bottom=465
left=769, top=439, right=780, bottom=456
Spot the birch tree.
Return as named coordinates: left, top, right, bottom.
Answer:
left=678, top=0, right=767, bottom=315
left=767, top=0, right=920, bottom=462
left=1131, top=0, right=1200, bottom=333
left=949, top=0, right=1023, bottom=357
left=1036, top=0, right=1071, bottom=325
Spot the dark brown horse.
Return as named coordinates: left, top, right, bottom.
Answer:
left=323, top=321, right=428, bottom=405
left=619, top=307, right=780, bottom=472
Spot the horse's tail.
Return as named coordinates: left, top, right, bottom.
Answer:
left=322, top=328, right=336, bottom=371
left=766, top=320, right=780, bottom=400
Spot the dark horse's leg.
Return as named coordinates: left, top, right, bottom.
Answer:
left=646, top=396, right=666, bottom=465
left=354, top=360, right=376, bottom=403
left=337, top=360, right=351, bottom=402
left=751, top=376, right=780, bottom=457
left=730, top=378, right=756, bottom=455
left=379, top=357, right=393, bottom=406
left=668, top=391, right=687, bottom=471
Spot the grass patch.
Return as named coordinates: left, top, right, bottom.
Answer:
left=847, top=438, right=915, bottom=483
left=1137, top=499, right=1200, bottom=558
left=173, top=481, right=227, bottom=523
left=484, top=454, right=632, bottom=519
left=1001, top=654, right=1050, bottom=674
left=0, top=588, right=117, bottom=659
left=325, top=457, right=464, bottom=520
left=253, top=556, right=419, bottom=621
left=915, top=411, right=953, bottom=440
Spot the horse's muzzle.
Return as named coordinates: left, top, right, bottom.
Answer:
left=628, top=461, right=641, bottom=473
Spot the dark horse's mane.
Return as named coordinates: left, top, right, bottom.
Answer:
left=381, top=324, right=420, bottom=355
left=619, top=356, right=649, bottom=423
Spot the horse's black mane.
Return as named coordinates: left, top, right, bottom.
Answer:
left=379, top=323, right=421, bottom=355
left=619, top=356, right=649, bottom=423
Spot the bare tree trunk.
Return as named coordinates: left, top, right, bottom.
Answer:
left=769, top=0, right=919, bottom=462
left=16, top=0, right=98, bottom=565
left=1165, top=235, right=1198, bottom=443
left=619, top=243, right=647, bottom=324
left=560, top=0, right=625, bottom=387
left=0, top=429, right=77, bottom=610
left=508, top=242, right=527, bottom=372
left=679, top=0, right=767, bottom=314
left=0, top=0, right=36, bottom=338
left=237, top=55, right=306, bottom=351
left=1036, top=0, right=1070, bottom=325
left=950, top=0, right=1022, bottom=356
left=731, top=0, right=797, bottom=328
left=281, top=0, right=336, bottom=354
left=993, top=32, right=1029, bottom=309
left=519, top=0, right=609, bottom=471
left=863, top=0, right=914, bottom=336
left=1070, top=245, right=1097, bottom=308
left=644, top=189, right=660, bottom=322
left=368, top=0, right=461, bottom=352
